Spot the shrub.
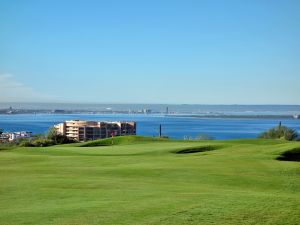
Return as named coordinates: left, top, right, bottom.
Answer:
left=47, top=127, right=76, bottom=144
left=31, top=138, right=55, bottom=147
left=18, top=141, right=34, bottom=147
left=259, top=123, right=299, bottom=141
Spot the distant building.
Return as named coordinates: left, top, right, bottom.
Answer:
left=54, top=120, right=136, bottom=142
left=1, top=131, right=32, bottom=141
left=143, top=109, right=151, bottom=114
left=0, top=133, right=9, bottom=142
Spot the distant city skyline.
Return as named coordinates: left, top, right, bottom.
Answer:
left=1, top=0, right=300, bottom=104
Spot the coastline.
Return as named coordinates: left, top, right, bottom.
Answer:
left=167, top=114, right=300, bottom=120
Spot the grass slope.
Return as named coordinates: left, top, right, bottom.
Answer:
left=0, top=137, right=299, bottom=225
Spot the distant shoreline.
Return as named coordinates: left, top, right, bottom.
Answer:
left=0, top=111, right=299, bottom=119
left=0, top=103, right=299, bottom=119
left=167, top=114, right=300, bottom=120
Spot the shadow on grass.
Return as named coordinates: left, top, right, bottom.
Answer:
left=277, top=147, right=300, bottom=162
left=174, top=145, right=224, bottom=154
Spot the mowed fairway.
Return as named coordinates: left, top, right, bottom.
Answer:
left=0, top=137, right=300, bottom=225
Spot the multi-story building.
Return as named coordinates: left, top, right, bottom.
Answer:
left=54, top=120, right=136, bottom=142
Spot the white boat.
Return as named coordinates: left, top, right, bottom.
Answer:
left=293, top=114, right=299, bottom=119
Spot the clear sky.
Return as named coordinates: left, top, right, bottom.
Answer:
left=0, top=0, right=299, bottom=104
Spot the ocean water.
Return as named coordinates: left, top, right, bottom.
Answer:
left=0, top=114, right=299, bottom=140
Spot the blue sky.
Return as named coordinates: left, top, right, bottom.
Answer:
left=0, top=0, right=299, bottom=104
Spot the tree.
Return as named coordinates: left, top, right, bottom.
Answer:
left=47, top=127, right=76, bottom=144
left=47, top=127, right=60, bottom=143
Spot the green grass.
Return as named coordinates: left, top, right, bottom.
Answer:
left=76, top=136, right=171, bottom=147
left=0, top=136, right=299, bottom=225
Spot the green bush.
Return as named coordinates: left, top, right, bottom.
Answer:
left=259, top=124, right=299, bottom=141
left=47, top=127, right=76, bottom=144
left=1, top=128, right=77, bottom=148
left=18, top=131, right=76, bottom=147
left=19, top=141, right=34, bottom=147
left=31, top=138, right=55, bottom=147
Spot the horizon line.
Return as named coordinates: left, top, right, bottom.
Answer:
left=1, top=101, right=300, bottom=106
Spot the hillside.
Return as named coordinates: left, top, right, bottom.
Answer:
left=0, top=137, right=299, bottom=225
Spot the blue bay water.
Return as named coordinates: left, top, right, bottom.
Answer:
left=0, top=114, right=300, bottom=140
